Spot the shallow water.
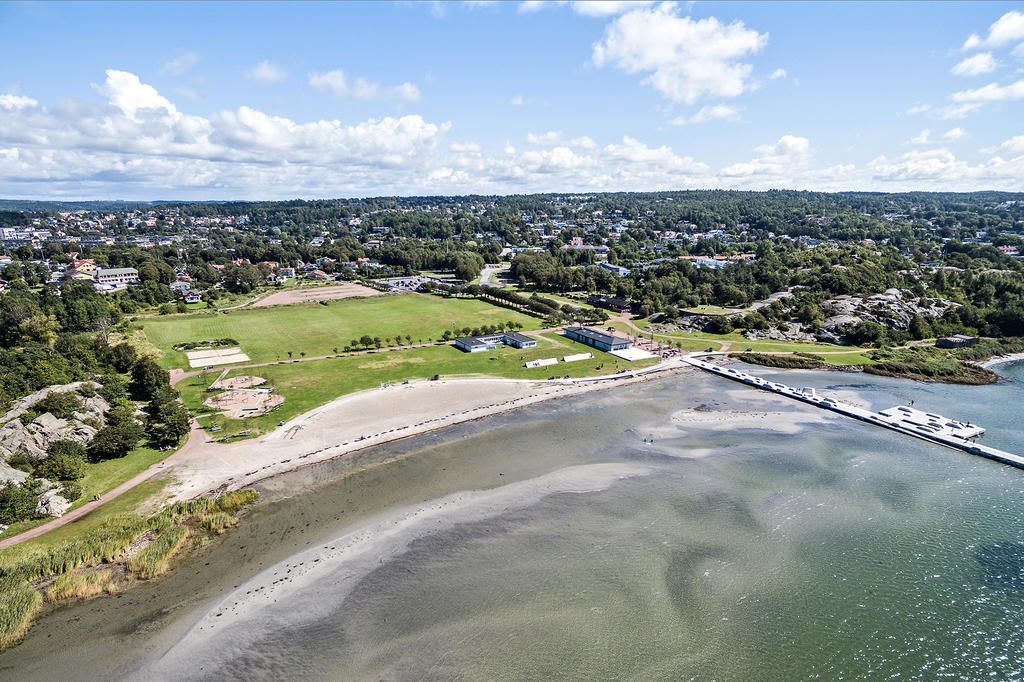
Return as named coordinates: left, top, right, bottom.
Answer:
left=3, top=363, right=1024, bottom=680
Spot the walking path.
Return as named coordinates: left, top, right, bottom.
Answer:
left=0, top=420, right=211, bottom=550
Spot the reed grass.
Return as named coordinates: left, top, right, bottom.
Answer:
left=0, top=576, right=43, bottom=651
left=200, top=511, right=236, bottom=533
left=44, top=569, right=116, bottom=602
left=127, top=526, right=190, bottom=579
left=216, top=489, right=260, bottom=513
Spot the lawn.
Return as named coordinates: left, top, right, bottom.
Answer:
left=140, top=293, right=539, bottom=369
left=0, top=446, right=172, bottom=542
left=618, top=319, right=866, bottom=354
left=0, top=480, right=169, bottom=553
left=681, top=304, right=744, bottom=315
left=179, top=332, right=659, bottom=439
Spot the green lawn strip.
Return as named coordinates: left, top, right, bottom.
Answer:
left=140, top=294, right=539, bottom=369
left=0, top=447, right=171, bottom=542
left=821, top=352, right=877, bottom=366
left=183, top=333, right=658, bottom=439
left=619, top=319, right=867, bottom=354
left=0, top=480, right=168, bottom=559
left=680, top=305, right=745, bottom=315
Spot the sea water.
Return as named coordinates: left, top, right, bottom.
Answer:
left=3, top=363, right=1024, bottom=680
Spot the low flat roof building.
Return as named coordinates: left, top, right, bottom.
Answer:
left=455, top=331, right=538, bottom=352
left=95, top=267, right=139, bottom=285
left=563, top=326, right=631, bottom=352
left=587, top=294, right=632, bottom=313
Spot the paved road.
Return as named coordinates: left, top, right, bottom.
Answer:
left=479, top=264, right=510, bottom=287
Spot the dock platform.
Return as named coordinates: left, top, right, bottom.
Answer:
left=683, top=355, right=1024, bottom=470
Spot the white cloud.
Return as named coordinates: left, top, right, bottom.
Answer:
left=569, top=136, right=597, bottom=149
left=247, top=60, right=289, bottom=84
left=161, top=51, right=199, bottom=76
left=1001, top=135, right=1024, bottom=153
left=593, top=4, right=768, bottom=104
left=0, top=94, right=38, bottom=111
left=517, top=1, right=653, bottom=15
left=942, top=127, right=968, bottom=141
left=572, top=1, right=655, bottom=17
left=6, top=69, right=1024, bottom=198
left=769, top=68, right=787, bottom=80
left=510, top=95, right=524, bottom=106
left=938, top=102, right=983, bottom=119
left=309, top=70, right=379, bottom=99
left=393, top=82, right=421, bottom=101
left=951, top=78, right=1024, bottom=103
left=951, top=53, right=997, bottom=76
left=719, top=135, right=811, bottom=185
left=906, top=103, right=931, bottom=115
left=669, top=103, right=740, bottom=125
left=910, top=129, right=932, bottom=145
left=526, top=130, right=563, bottom=145
left=1013, top=43, right=1024, bottom=59
left=93, top=70, right=179, bottom=121
left=962, top=11, right=1024, bottom=50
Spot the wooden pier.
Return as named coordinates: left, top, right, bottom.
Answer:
left=683, top=355, right=1024, bottom=470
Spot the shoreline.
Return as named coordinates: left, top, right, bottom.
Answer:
left=979, top=352, right=1024, bottom=369
left=160, top=359, right=694, bottom=502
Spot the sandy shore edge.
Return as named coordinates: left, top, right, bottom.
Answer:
left=158, top=360, right=695, bottom=501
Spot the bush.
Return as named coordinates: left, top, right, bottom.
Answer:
left=35, top=448, right=86, bottom=482
left=4, top=452, right=36, bottom=474
left=87, top=423, right=144, bottom=461
left=0, top=483, right=38, bottom=525
left=60, top=482, right=82, bottom=501
left=215, top=489, right=260, bottom=513
left=33, top=391, right=82, bottom=420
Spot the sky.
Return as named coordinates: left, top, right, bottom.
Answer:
left=0, top=0, right=1023, bottom=200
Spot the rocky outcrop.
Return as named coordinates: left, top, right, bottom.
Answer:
left=820, top=289, right=956, bottom=332
left=36, top=489, right=71, bottom=517
left=0, top=381, right=100, bottom=423
left=0, top=385, right=109, bottom=461
left=745, top=289, right=957, bottom=344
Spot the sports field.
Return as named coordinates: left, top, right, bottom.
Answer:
left=179, top=332, right=658, bottom=439
left=141, top=293, right=539, bottom=369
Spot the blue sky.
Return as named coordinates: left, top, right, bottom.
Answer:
left=1, top=1, right=1023, bottom=199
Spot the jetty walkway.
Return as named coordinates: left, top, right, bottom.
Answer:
left=683, top=354, right=1024, bottom=470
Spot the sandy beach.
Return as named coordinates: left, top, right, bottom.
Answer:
left=159, top=359, right=693, bottom=501
left=980, top=352, right=1024, bottom=369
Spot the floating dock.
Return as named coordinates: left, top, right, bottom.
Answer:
left=683, top=355, right=1024, bottom=470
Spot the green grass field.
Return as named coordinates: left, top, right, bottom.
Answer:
left=140, top=293, right=539, bottom=369
left=0, top=480, right=168, bottom=558
left=681, top=304, right=744, bottom=315
left=179, top=332, right=658, bottom=439
left=0, top=447, right=171, bottom=541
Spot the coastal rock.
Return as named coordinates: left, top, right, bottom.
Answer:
left=0, top=382, right=108, bottom=463
left=0, top=461, right=30, bottom=485
left=36, top=490, right=71, bottom=518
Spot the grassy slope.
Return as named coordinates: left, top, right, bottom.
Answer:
left=0, top=448, right=169, bottom=540
left=141, top=294, right=539, bottom=369
left=0, top=480, right=168, bottom=559
left=180, top=332, right=658, bottom=438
